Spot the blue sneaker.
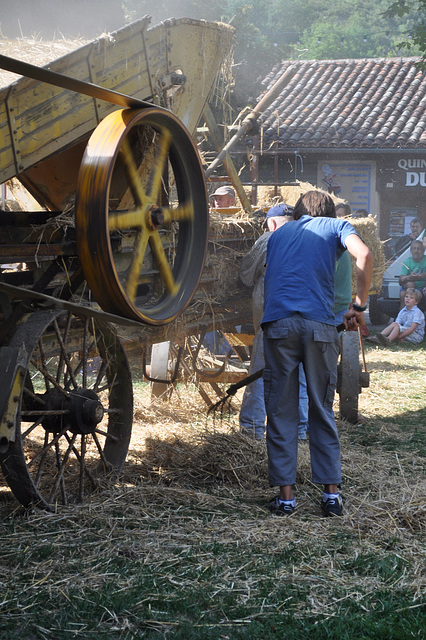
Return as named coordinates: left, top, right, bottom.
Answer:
left=321, top=495, right=343, bottom=517
left=268, top=496, right=295, bottom=516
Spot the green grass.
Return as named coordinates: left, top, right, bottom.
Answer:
left=346, top=410, right=426, bottom=456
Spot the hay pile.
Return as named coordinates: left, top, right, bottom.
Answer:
left=349, top=215, right=386, bottom=294
left=204, top=210, right=263, bottom=303
left=237, top=180, right=353, bottom=211
left=0, top=346, right=424, bottom=634
left=0, top=36, right=88, bottom=87
left=116, top=376, right=426, bottom=555
left=249, top=181, right=323, bottom=210
left=75, top=375, right=425, bottom=542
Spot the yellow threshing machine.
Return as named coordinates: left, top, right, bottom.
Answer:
left=0, top=16, right=370, bottom=511
left=0, top=16, right=242, bottom=510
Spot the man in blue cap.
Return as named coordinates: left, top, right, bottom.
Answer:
left=239, top=203, right=309, bottom=441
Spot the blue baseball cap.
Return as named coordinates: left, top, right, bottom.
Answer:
left=266, top=203, right=293, bottom=218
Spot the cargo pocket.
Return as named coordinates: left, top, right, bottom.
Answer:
left=264, top=324, right=289, bottom=340
left=263, top=368, right=272, bottom=412
left=324, top=369, right=338, bottom=408
left=313, top=327, right=338, bottom=354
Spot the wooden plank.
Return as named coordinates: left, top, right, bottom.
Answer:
left=222, top=332, right=255, bottom=347
left=10, top=80, right=96, bottom=168
left=0, top=99, right=15, bottom=182
left=198, top=371, right=247, bottom=383
left=0, top=242, right=76, bottom=260
left=90, top=20, right=153, bottom=120
left=145, top=19, right=234, bottom=135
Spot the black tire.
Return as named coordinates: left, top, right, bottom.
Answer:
left=338, top=331, right=360, bottom=424
left=368, top=294, right=390, bottom=325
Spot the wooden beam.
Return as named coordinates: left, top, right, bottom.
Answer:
left=203, top=104, right=253, bottom=214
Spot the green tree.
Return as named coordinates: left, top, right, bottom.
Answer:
left=119, top=0, right=426, bottom=109
left=384, top=0, right=426, bottom=64
left=293, top=0, right=421, bottom=59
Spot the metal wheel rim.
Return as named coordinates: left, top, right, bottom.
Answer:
left=75, top=107, right=209, bottom=325
left=0, top=310, right=133, bottom=509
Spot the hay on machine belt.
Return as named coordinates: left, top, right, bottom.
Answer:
left=205, top=210, right=263, bottom=302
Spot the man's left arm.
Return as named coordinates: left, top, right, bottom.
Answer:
left=343, top=233, right=373, bottom=328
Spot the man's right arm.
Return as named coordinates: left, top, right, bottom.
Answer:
left=399, top=262, right=410, bottom=286
left=343, top=233, right=373, bottom=327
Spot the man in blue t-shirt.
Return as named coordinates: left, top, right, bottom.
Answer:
left=262, top=191, right=372, bottom=518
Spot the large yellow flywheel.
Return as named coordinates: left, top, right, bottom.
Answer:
left=75, top=107, right=209, bottom=325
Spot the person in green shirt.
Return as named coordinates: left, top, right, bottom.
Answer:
left=399, top=240, right=426, bottom=307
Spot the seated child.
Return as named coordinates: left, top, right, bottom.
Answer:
left=367, top=288, right=425, bottom=346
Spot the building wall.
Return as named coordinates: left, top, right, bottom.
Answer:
left=235, top=149, right=426, bottom=257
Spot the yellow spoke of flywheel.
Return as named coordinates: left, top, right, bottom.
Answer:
left=149, top=128, right=172, bottom=202
left=149, top=233, right=179, bottom=295
left=108, top=207, right=146, bottom=230
left=120, top=137, right=150, bottom=210
left=125, top=228, right=150, bottom=302
left=161, top=201, right=195, bottom=224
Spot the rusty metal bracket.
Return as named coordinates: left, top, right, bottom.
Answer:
left=141, top=346, right=183, bottom=384
left=190, top=331, right=234, bottom=379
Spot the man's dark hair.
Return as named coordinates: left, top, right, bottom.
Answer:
left=336, top=203, right=352, bottom=216
left=354, top=209, right=369, bottom=218
left=293, top=191, right=336, bottom=220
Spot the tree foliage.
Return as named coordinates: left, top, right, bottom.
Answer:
left=384, top=0, right=426, bottom=65
left=5, top=0, right=425, bottom=108
left=122, top=0, right=426, bottom=105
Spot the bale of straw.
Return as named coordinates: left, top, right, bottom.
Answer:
left=349, top=216, right=386, bottom=294
left=242, top=181, right=354, bottom=212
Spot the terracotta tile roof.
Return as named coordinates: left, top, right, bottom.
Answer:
left=259, top=58, right=426, bottom=150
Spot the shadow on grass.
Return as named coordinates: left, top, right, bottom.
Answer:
left=343, top=405, right=426, bottom=457
left=124, top=429, right=269, bottom=490
left=366, top=358, right=425, bottom=372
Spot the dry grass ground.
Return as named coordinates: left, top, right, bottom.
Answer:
left=0, top=338, right=425, bottom=639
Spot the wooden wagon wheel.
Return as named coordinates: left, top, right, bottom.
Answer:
left=75, top=107, right=209, bottom=325
left=0, top=310, right=133, bottom=510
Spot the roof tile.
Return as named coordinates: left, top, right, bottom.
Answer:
left=258, top=58, right=426, bottom=149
